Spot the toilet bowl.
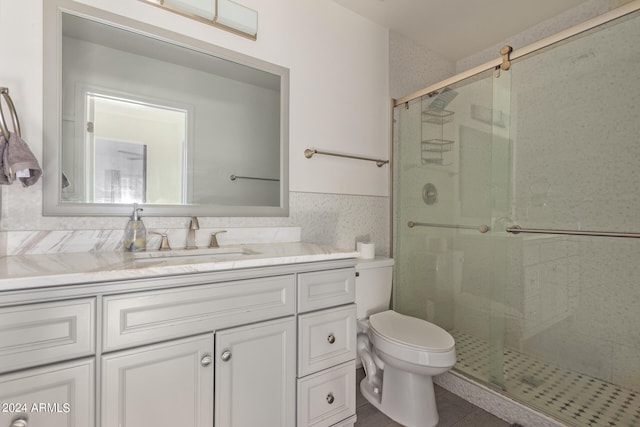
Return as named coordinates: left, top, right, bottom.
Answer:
left=356, top=258, right=456, bottom=427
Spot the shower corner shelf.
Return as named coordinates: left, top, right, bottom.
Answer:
left=421, top=106, right=455, bottom=165
left=421, top=139, right=454, bottom=165
left=422, top=108, right=454, bottom=124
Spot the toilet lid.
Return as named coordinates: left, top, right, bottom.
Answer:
left=369, top=310, right=454, bottom=352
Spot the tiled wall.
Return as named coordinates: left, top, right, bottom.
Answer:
left=0, top=191, right=390, bottom=256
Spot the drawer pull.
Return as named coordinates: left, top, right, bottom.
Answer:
left=327, top=334, right=336, bottom=344
left=221, top=350, right=232, bottom=362
left=326, top=392, right=335, bottom=404
left=11, top=417, right=28, bottom=427
left=200, top=354, right=213, bottom=367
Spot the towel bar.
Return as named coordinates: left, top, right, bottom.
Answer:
left=506, top=225, right=640, bottom=239
left=408, top=221, right=490, bottom=233
left=304, top=148, right=389, bottom=167
left=230, top=174, right=279, bottom=182
left=0, top=87, right=21, bottom=139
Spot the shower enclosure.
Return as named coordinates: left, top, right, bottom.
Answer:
left=393, top=5, right=640, bottom=427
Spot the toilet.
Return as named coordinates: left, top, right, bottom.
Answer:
left=355, top=257, right=456, bottom=427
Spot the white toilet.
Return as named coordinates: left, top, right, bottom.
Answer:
left=355, top=257, right=456, bottom=427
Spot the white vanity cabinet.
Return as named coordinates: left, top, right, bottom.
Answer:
left=101, top=273, right=296, bottom=427
left=0, top=257, right=357, bottom=427
left=296, top=268, right=358, bottom=427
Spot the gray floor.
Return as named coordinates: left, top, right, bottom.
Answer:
left=354, top=368, right=510, bottom=427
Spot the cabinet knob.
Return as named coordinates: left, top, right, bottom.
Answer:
left=11, top=417, right=28, bottom=427
left=221, top=350, right=232, bottom=362
left=326, top=393, right=335, bottom=404
left=327, top=334, right=336, bottom=344
left=201, top=355, right=213, bottom=367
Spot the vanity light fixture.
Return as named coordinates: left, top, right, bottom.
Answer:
left=139, top=0, right=258, bottom=40
left=214, top=0, right=258, bottom=39
left=163, top=0, right=215, bottom=20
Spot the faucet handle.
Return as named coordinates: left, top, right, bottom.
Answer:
left=189, top=216, right=200, bottom=230
left=209, top=230, right=227, bottom=248
left=150, top=231, right=171, bottom=251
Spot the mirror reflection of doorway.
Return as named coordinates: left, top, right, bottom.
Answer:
left=86, top=92, right=188, bottom=204
left=94, top=139, right=147, bottom=203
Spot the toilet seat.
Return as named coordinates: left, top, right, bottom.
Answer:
left=368, top=310, right=456, bottom=367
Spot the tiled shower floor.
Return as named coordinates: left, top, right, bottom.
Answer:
left=452, top=331, right=640, bottom=427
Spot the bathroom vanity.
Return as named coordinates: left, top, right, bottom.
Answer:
left=0, top=243, right=358, bottom=427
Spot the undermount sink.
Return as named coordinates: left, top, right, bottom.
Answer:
left=132, top=247, right=259, bottom=263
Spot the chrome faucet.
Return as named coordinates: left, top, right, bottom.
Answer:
left=185, top=216, right=199, bottom=249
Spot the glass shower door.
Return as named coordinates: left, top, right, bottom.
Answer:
left=499, top=10, right=640, bottom=426
left=393, top=68, right=511, bottom=391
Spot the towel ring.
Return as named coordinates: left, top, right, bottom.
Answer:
left=0, top=87, right=21, bottom=140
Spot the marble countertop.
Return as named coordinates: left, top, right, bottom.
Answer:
left=0, top=242, right=359, bottom=292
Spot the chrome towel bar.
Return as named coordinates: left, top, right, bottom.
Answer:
left=408, top=221, right=490, bottom=233
left=506, top=225, right=640, bottom=239
left=304, top=148, right=389, bottom=167
left=230, top=174, right=279, bottom=182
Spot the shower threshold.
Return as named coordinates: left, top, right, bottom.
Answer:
left=451, top=330, right=640, bottom=427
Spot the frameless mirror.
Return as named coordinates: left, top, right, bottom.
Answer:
left=43, top=0, right=289, bottom=216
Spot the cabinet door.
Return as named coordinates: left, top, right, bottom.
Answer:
left=216, top=317, right=296, bottom=427
left=0, top=358, right=94, bottom=427
left=101, top=334, right=214, bottom=427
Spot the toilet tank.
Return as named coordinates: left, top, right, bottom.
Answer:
left=355, top=257, right=395, bottom=320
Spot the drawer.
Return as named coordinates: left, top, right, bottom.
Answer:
left=298, top=268, right=355, bottom=313
left=0, top=298, right=95, bottom=373
left=297, top=361, right=356, bottom=427
left=103, top=274, right=295, bottom=351
left=298, top=304, right=356, bottom=377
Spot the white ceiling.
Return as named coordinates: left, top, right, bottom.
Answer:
left=332, top=0, right=589, bottom=61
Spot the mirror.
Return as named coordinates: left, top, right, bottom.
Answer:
left=43, top=0, right=289, bottom=216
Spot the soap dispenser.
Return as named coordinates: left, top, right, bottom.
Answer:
left=124, top=204, right=147, bottom=252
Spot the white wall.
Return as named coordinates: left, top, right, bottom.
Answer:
left=0, top=0, right=390, bottom=252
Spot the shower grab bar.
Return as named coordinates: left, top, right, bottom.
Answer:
left=304, top=148, right=389, bottom=167
left=230, top=174, right=279, bottom=182
left=506, top=225, right=640, bottom=239
left=408, top=221, right=490, bottom=233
